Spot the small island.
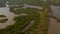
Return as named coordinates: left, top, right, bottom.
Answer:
left=0, top=15, right=6, bottom=17
left=0, top=19, right=8, bottom=23
left=0, top=15, right=8, bottom=23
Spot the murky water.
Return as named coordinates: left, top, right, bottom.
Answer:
left=0, top=3, right=42, bottom=30
left=50, top=5, right=60, bottom=18
left=47, top=5, right=60, bottom=34
left=48, top=18, right=60, bottom=34
left=23, top=4, right=43, bottom=9
left=0, top=7, right=15, bottom=29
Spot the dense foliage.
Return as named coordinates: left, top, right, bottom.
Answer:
left=0, top=0, right=60, bottom=7
left=0, top=19, right=8, bottom=23
left=0, top=8, right=40, bottom=34
left=0, top=15, right=6, bottom=17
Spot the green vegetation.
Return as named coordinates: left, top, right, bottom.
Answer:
left=46, top=0, right=60, bottom=6
left=0, top=1, right=49, bottom=34
left=0, top=0, right=44, bottom=7
left=24, top=4, right=49, bottom=34
left=0, top=15, right=8, bottom=23
left=8, top=0, right=60, bottom=6
left=0, top=0, right=6, bottom=7
left=0, top=0, right=60, bottom=7
left=0, top=8, right=41, bottom=34
left=0, top=15, right=6, bottom=17
left=0, top=0, right=60, bottom=34
left=10, top=7, right=40, bottom=15
left=0, top=19, right=8, bottom=23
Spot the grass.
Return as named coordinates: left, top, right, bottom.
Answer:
left=24, top=6, right=49, bottom=34
left=0, top=15, right=6, bottom=17
left=0, top=19, right=8, bottom=23
left=47, top=1, right=60, bottom=6
left=9, top=6, right=49, bottom=34
left=0, top=0, right=56, bottom=34
left=0, top=0, right=60, bottom=7
left=10, top=7, right=40, bottom=15
left=0, top=0, right=47, bottom=6
left=0, top=8, right=41, bottom=34
left=0, top=2, right=50, bottom=34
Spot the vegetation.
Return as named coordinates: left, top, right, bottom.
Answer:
left=0, top=0, right=60, bottom=34
left=0, top=15, right=6, bottom=17
left=10, top=7, right=40, bottom=15
left=0, top=0, right=44, bottom=7
left=24, top=3, right=49, bottom=34
left=0, top=8, right=41, bottom=34
left=0, top=0, right=60, bottom=7
left=0, top=19, right=8, bottom=23
left=0, top=1, right=50, bottom=34
left=0, top=0, right=6, bottom=7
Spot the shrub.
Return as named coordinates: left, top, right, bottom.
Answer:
left=0, top=19, right=8, bottom=23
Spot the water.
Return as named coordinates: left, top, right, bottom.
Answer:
left=47, top=18, right=60, bottom=34
left=23, top=4, right=43, bottom=9
left=0, top=7, right=15, bottom=29
left=20, top=4, right=43, bottom=32
left=0, top=7, right=28, bottom=29
left=0, top=3, right=42, bottom=29
left=50, top=5, right=60, bottom=18
left=47, top=5, right=60, bottom=34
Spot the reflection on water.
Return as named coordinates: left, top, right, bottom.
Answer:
left=0, top=7, right=15, bottom=29
left=47, top=5, right=60, bottom=34
left=50, top=5, right=60, bottom=18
